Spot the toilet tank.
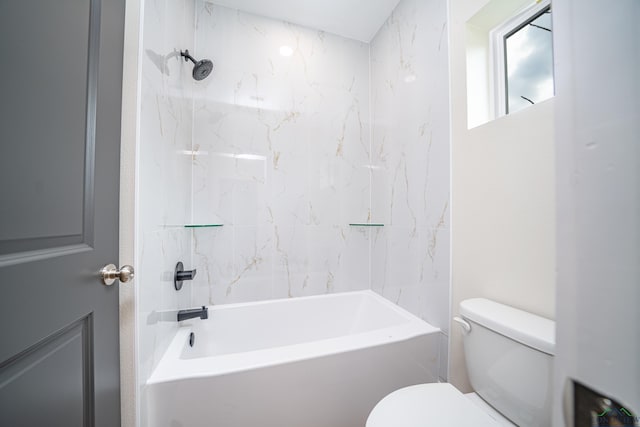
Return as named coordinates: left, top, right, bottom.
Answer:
left=459, top=298, right=555, bottom=427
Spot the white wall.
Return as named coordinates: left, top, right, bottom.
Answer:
left=553, top=0, right=640, bottom=424
left=370, top=0, right=451, bottom=381
left=449, top=0, right=556, bottom=392
left=190, top=2, right=372, bottom=304
left=136, top=0, right=196, bottom=425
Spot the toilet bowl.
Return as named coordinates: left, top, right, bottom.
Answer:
left=367, top=298, right=555, bottom=427
left=367, top=383, right=512, bottom=427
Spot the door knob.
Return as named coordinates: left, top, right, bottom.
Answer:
left=100, top=264, right=135, bottom=285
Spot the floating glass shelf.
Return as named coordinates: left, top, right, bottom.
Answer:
left=184, top=224, right=224, bottom=228
left=349, top=223, right=384, bottom=227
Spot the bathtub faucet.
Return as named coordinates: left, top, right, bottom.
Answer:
left=177, top=306, right=208, bottom=322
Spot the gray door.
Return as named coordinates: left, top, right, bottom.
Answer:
left=0, top=0, right=126, bottom=426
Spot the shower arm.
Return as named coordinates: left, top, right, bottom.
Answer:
left=180, top=50, right=197, bottom=65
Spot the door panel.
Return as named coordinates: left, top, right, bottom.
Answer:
left=0, top=0, right=125, bottom=425
left=0, top=0, right=98, bottom=256
left=0, top=316, right=93, bottom=427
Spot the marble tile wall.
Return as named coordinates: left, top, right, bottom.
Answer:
left=188, top=3, right=451, bottom=369
left=370, top=0, right=451, bottom=380
left=136, top=0, right=195, bottom=424
left=190, top=2, right=372, bottom=305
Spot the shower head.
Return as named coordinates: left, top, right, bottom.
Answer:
left=180, top=50, right=213, bottom=81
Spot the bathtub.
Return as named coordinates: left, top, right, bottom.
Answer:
left=146, top=290, right=440, bottom=427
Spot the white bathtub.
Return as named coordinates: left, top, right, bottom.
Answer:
left=146, top=290, right=440, bottom=427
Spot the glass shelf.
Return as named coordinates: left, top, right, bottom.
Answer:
left=184, top=224, right=224, bottom=228
left=348, top=223, right=384, bottom=227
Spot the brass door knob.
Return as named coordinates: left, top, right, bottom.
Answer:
left=100, top=264, right=135, bottom=286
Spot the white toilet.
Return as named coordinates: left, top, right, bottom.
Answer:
left=367, top=298, right=555, bottom=427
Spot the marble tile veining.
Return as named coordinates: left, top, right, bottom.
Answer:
left=189, top=0, right=450, bottom=326
left=192, top=2, right=372, bottom=305
left=370, top=0, right=450, bottom=325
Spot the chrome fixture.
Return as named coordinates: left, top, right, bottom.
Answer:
left=100, top=264, right=134, bottom=286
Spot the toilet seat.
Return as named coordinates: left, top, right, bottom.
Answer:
left=366, top=383, right=502, bottom=427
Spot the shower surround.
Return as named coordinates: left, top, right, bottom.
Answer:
left=137, top=2, right=195, bottom=426
left=137, top=0, right=449, bottom=422
left=190, top=0, right=450, bottom=352
left=190, top=2, right=372, bottom=305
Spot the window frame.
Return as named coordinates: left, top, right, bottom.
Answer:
left=490, top=0, right=552, bottom=117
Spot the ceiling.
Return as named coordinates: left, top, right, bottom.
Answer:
left=209, top=0, right=401, bottom=42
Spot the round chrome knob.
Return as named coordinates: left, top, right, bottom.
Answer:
left=100, top=264, right=135, bottom=286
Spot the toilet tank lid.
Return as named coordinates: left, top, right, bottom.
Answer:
left=460, top=298, right=555, bottom=355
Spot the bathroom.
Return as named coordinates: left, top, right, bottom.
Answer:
left=0, top=0, right=637, bottom=426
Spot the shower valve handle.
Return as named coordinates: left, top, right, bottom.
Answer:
left=174, top=261, right=197, bottom=291
left=177, top=269, right=196, bottom=281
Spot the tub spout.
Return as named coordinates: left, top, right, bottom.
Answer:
left=177, top=306, right=208, bottom=322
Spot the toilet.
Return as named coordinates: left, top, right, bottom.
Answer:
left=367, top=298, right=555, bottom=427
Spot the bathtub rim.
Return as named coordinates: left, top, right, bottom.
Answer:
left=147, top=290, right=440, bottom=385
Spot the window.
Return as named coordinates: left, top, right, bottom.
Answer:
left=492, top=1, right=554, bottom=116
